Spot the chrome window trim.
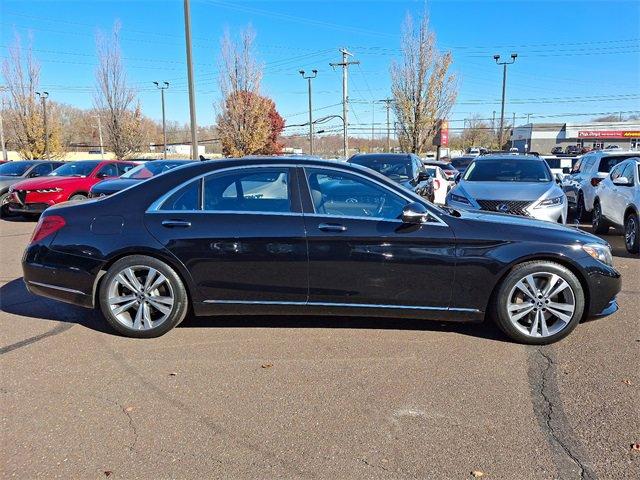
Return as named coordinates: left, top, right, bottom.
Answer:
left=203, top=298, right=480, bottom=313
left=28, top=281, right=88, bottom=296
left=147, top=210, right=303, bottom=217
left=301, top=165, right=448, bottom=227
left=147, top=164, right=296, bottom=213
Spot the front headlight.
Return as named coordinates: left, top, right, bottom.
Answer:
left=535, top=195, right=564, bottom=208
left=582, top=243, right=613, bottom=266
left=449, top=193, right=471, bottom=205
left=35, top=188, right=63, bottom=193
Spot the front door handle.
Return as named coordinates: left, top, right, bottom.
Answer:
left=318, top=223, right=347, bottom=232
left=162, top=219, right=192, bottom=228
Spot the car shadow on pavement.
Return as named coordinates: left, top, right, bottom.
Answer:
left=0, top=278, right=111, bottom=334
left=0, top=277, right=506, bottom=341
left=1, top=215, right=38, bottom=223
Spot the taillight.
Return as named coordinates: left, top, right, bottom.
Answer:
left=590, top=177, right=603, bottom=187
left=433, top=179, right=441, bottom=190
left=30, top=215, right=66, bottom=244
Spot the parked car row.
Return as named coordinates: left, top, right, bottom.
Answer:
left=21, top=155, right=621, bottom=345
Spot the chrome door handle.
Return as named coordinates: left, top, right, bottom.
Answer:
left=318, top=223, right=347, bottom=232
left=161, top=220, right=192, bottom=228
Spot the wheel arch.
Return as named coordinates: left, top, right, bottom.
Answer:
left=485, top=253, right=591, bottom=320
left=68, top=190, right=90, bottom=199
left=624, top=204, right=639, bottom=221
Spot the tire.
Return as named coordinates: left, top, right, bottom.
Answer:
left=591, top=201, right=609, bottom=234
left=0, top=192, right=12, bottom=218
left=575, top=192, right=591, bottom=223
left=69, top=194, right=88, bottom=201
left=492, top=261, right=585, bottom=345
left=625, top=212, right=639, bottom=254
left=99, top=255, right=189, bottom=338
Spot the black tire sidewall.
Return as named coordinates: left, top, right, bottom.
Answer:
left=99, top=255, right=189, bottom=338
left=626, top=213, right=640, bottom=254
left=493, top=261, right=585, bottom=345
left=592, top=201, right=608, bottom=233
left=0, top=192, right=10, bottom=218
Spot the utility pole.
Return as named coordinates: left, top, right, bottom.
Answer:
left=526, top=113, right=532, bottom=124
left=494, top=53, right=517, bottom=148
left=330, top=48, right=359, bottom=158
left=154, top=81, right=170, bottom=159
left=299, top=70, right=317, bottom=155
left=183, top=0, right=198, bottom=160
left=36, top=91, right=49, bottom=159
left=512, top=112, right=516, bottom=149
left=92, top=114, right=105, bottom=160
left=0, top=87, right=7, bottom=162
left=378, top=98, right=393, bottom=152
left=371, top=100, right=375, bottom=147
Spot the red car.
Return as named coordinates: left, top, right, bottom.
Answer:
left=7, top=160, right=136, bottom=215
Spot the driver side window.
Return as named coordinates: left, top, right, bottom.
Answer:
left=97, top=164, right=118, bottom=178
left=305, top=168, right=407, bottom=220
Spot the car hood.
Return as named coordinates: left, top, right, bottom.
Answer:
left=10, top=176, right=83, bottom=190
left=0, top=176, right=23, bottom=190
left=91, top=178, right=140, bottom=194
left=457, top=181, right=555, bottom=201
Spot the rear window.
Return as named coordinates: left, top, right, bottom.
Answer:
left=545, top=158, right=561, bottom=169
left=451, top=157, right=474, bottom=170
left=599, top=155, right=637, bottom=173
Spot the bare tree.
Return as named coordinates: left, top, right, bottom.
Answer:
left=1, top=34, right=63, bottom=159
left=216, top=27, right=281, bottom=156
left=391, top=12, right=457, bottom=154
left=94, top=22, right=142, bottom=159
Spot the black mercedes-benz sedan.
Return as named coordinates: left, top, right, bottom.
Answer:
left=22, top=157, right=621, bottom=344
left=348, top=153, right=435, bottom=202
left=89, top=159, right=193, bottom=198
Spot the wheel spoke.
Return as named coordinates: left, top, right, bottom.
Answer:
left=542, top=274, right=560, bottom=297
left=108, top=294, right=137, bottom=306
left=144, top=268, right=158, bottom=290
left=111, top=299, right=138, bottom=316
left=132, top=303, right=144, bottom=329
left=115, top=273, right=138, bottom=294
left=147, top=273, right=168, bottom=293
left=547, top=301, right=574, bottom=313
left=515, top=280, right=537, bottom=300
left=547, top=279, right=570, bottom=299
left=509, top=302, right=533, bottom=312
left=124, top=268, right=143, bottom=291
left=540, top=312, right=550, bottom=337
left=546, top=306, right=572, bottom=323
left=510, top=304, right=535, bottom=322
left=142, top=302, right=154, bottom=329
left=148, top=296, right=173, bottom=315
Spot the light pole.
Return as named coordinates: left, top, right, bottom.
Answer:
left=0, top=87, right=7, bottom=162
left=494, top=53, right=517, bottom=148
left=36, top=91, right=50, bottom=159
left=183, top=0, right=198, bottom=160
left=92, top=114, right=105, bottom=160
left=154, top=81, right=170, bottom=159
left=299, top=70, right=317, bottom=155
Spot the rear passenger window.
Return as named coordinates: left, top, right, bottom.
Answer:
left=203, top=168, right=291, bottom=213
left=160, top=180, right=200, bottom=211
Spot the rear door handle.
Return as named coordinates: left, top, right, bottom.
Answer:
left=318, top=223, right=347, bottom=232
left=162, top=219, right=192, bottom=228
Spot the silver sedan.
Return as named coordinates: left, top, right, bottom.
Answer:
left=445, top=154, right=568, bottom=223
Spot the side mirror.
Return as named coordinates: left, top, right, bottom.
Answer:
left=612, top=177, right=631, bottom=186
left=562, top=167, right=570, bottom=174
left=29, top=171, right=41, bottom=178
left=96, top=172, right=109, bottom=179
left=418, top=171, right=429, bottom=182
left=401, top=202, right=429, bottom=224
left=555, top=174, right=563, bottom=184
left=454, top=173, right=461, bottom=183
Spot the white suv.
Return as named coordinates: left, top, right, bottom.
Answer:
left=592, top=158, right=640, bottom=254
left=562, top=150, right=639, bottom=222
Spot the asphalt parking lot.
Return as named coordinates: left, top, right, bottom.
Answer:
left=1, top=217, right=638, bottom=479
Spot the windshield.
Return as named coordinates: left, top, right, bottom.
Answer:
left=451, top=157, right=474, bottom=170
left=0, top=161, right=35, bottom=176
left=350, top=155, right=412, bottom=182
left=463, top=159, right=552, bottom=182
left=122, top=161, right=189, bottom=179
left=49, top=161, right=100, bottom=177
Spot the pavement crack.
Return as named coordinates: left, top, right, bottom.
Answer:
left=0, top=322, right=74, bottom=355
left=529, top=346, right=596, bottom=480
left=96, top=396, right=139, bottom=453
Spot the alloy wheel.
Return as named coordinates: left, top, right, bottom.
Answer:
left=626, top=216, right=637, bottom=250
left=106, top=265, right=175, bottom=330
left=506, top=272, right=576, bottom=338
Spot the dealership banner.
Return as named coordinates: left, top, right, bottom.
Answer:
left=578, top=130, right=640, bottom=139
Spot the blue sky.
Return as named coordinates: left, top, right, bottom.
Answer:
left=1, top=0, right=639, bottom=137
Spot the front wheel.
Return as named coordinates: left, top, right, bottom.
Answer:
left=575, top=192, right=591, bottom=223
left=625, top=212, right=639, bottom=254
left=99, top=255, right=189, bottom=338
left=492, top=261, right=585, bottom=345
left=591, top=201, right=609, bottom=234
left=0, top=192, right=12, bottom=218
left=69, top=194, right=88, bottom=201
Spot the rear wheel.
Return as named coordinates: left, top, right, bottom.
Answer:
left=99, top=255, right=189, bottom=338
left=625, top=212, right=639, bottom=254
left=591, top=201, right=609, bottom=234
left=492, top=261, right=585, bottom=345
left=69, top=194, right=87, bottom=201
left=0, top=192, right=12, bottom=218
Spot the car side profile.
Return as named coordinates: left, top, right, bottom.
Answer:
left=562, top=150, right=637, bottom=221
left=7, top=160, right=136, bottom=215
left=22, top=157, right=620, bottom=345
left=0, top=160, right=65, bottom=217
left=592, top=157, right=640, bottom=253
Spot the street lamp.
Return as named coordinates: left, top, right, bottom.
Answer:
left=153, top=81, right=170, bottom=159
left=36, top=91, right=50, bottom=159
left=299, top=69, right=317, bottom=155
left=494, top=53, right=517, bottom=148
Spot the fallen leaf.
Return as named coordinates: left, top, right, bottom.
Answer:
left=471, top=471, right=485, bottom=478
left=169, top=372, right=177, bottom=376
left=124, top=406, right=134, bottom=413
left=104, top=471, right=113, bottom=477
left=632, top=443, right=640, bottom=451
left=261, top=363, right=273, bottom=369
left=622, top=379, right=632, bottom=385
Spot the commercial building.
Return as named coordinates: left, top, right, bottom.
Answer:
left=510, top=121, right=640, bottom=154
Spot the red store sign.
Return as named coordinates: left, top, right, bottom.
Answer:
left=578, top=130, right=640, bottom=139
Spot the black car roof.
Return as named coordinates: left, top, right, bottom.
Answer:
left=472, top=154, right=544, bottom=161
